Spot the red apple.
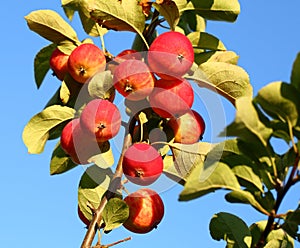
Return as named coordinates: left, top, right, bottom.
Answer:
left=123, top=188, right=164, bottom=234
left=80, top=99, right=121, bottom=142
left=60, top=118, right=105, bottom=164
left=149, top=78, right=194, bottom=118
left=68, top=43, right=106, bottom=84
left=113, top=59, right=155, bottom=101
left=49, top=48, right=69, bottom=81
left=122, top=143, right=163, bottom=186
left=168, top=110, right=205, bottom=144
left=147, top=31, right=194, bottom=80
left=114, top=49, right=142, bottom=64
left=77, top=205, right=90, bottom=227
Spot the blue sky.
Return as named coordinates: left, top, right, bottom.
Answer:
left=1, top=1, right=300, bottom=247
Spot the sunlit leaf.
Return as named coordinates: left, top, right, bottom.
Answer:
left=87, top=70, right=115, bottom=100
left=61, top=0, right=108, bottom=37
left=153, top=1, right=180, bottom=31
left=255, top=81, right=300, bottom=127
left=179, top=160, right=240, bottom=201
left=78, top=165, right=113, bottom=225
left=291, top=52, right=300, bottom=92
left=50, top=141, right=78, bottom=175
left=22, top=105, right=75, bottom=154
left=222, top=155, right=264, bottom=193
left=34, top=44, right=56, bottom=89
left=225, top=190, right=269, bottom=215
left=102, top=198, right=129, bottom=232
left=25, top=9, right=79, bottom=44
left=187, top=31, right=226, bottom=52
left=195, top=50, right=239, bottom=65
left=90, top=0, right=147, bottom=46
left=184, top=0, right=240, bottom=22
left=209, top=212, right=252, bottom=248
left=265, top=228, right=294, bottom=248
left=87, top=141, right=114, bottom=168
left=221, top=96, right=273, bottom=148
left=170, top=142, right=213, bottom=180
left=187, top=62, right=252, bottom=105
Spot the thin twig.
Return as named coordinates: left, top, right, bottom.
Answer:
left=80, top=133, right=132, bottom=248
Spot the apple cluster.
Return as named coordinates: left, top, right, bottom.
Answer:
left=54, top=31, right=206, bottom=234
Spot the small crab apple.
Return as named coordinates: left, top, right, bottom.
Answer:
left=80, top=99, right=121, bottom=142
left=168, top=109, right=205, bottom=144
left=49, top=48, right=69, bottom=81
left=123, top=188, right=164, bottom=234
left=147, top=31, right=194, bottom=80
left=114, top=49, right=142, bottom=64
left=122, top=143, right=163, bottom=186
left=149, top=78, right=194, bottom=118
left=77, top=205, right=90, bottom=227
left=68, top=43, right=106, bottom=84
left=60, top=118, right=105, bottom=164
left=113, top=59, right=155, bottom=101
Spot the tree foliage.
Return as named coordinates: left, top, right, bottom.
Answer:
left=23, top=0, right=299, bottom=247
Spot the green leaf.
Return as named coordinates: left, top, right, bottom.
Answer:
left=209, top=212, right=252, bottom=248
left=25, top=9, right=79, bottom=44
left=78, top=165, right=113, bottom=224
left=265, top=229, right=294, bottom=248
left=221, top=96, right=273, bottom=148
left=178, top=9, right=206, bottom=33
left=102, top=198, right=129, bottom=232
left=60, top=81, right=71, bottom=105
left=170, top=142, right=214, bottom=180
left=225, top=190, right=269, bottom=215
left=153, top=1, right=180, bottom=31
left=50, top=141, right=78, bottom=175
left=22, top=105, right=75, bottom=154
left=291, top=52, right=300, bottom=92
left=87, top=141, right=114, bottom=168
left=187, top=31, right=226, bottom=52
left=87, top=71, right=115, bottom=100
left=255, top=81, right=300, bottom=127
left=173, top=0, right=188, bottom=13
left=34, top=44, right=56, bottom=89
left=282, top=206, right=300, bottom=241
left=61, top=0, right=108, bottom=37
left=57, top=40, right=77, bottom=55
left=184, top=0, right=240, bottom=22
left=195, top=50, right=239, bottom=65
left=90, top=0, right=147, bottom=47
left=187, top=62, right=252, bottom=105
left=179, top=160, right=240, bottom=201
left=222, top=155, right=264, bottom=193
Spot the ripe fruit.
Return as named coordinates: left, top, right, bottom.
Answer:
left=77, top=205, right=90, bottom=227
left=49, top=48, right=69, bottom=81
left=123, top=188, right=164, bottom=234
left=149, top=78, right=194, bottom=118
left=122, top=143, right=163, bottom=186
left=114, top=49, right=142, bottom=64
left=80, top=99, right=121, bottom=142
left=168, top=110, right=205, bottom=144
left=68, top=43, right=106, bottom=83
left=113, top=59, right=155, bottom=101
left=60, top=118, right=104, bottom=164
left=147, top=31, right=194, bottom=80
